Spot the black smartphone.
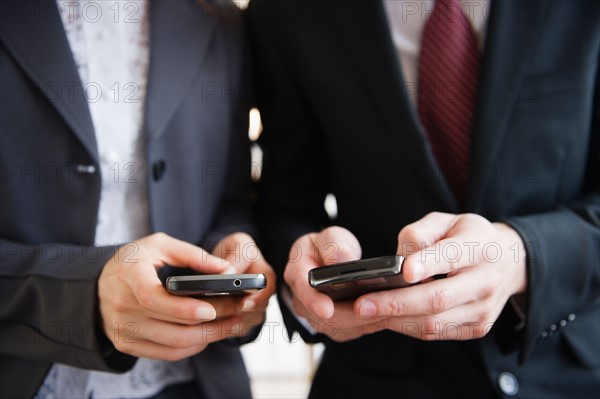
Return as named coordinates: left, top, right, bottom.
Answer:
left=166, top=274, right=267, bottom=297
left=308, top=255, right=411, bottom=301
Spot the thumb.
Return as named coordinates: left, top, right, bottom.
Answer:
left=318, top=226, right=362, bottom=266
left=397, top=212, right=457, bottom=282
left=211, top=233, right=258, bottom=273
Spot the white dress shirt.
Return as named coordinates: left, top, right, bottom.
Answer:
left=36, top=2, right=194, bottom=398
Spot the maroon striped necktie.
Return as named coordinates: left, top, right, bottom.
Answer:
left=418, top=0, right=481, bottom=204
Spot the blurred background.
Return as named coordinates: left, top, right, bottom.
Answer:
left=237, top=2, right=332, bottom=396
left=242, top=106, right=335, bottom=399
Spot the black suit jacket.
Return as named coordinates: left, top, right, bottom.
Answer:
left=0, top=1, right=254, bottom=398
left=249, top=1, right=600, bottom=398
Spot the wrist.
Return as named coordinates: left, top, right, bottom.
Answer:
left=494, top=222, right=528, bottom=295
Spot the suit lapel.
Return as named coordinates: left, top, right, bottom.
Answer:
left=468, top=0, right=548, bottom=211
left=144, top=0, right=218, bottom=142
left=0, top=0, right=97, bottom=161
left=325, top=0, right=457, bottom=210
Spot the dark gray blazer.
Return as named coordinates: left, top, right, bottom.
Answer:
left=0, top=0, right=254, bottom=397
left=249, top=0, right=600, bottom=398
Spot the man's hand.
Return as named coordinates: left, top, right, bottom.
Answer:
left=98, top=232, right=275, bottom=361
left=283, top=226, right=388, bottom=342
left=354, top=212, right=528, bottom=340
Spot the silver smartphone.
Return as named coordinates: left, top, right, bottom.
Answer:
left=166, top=274, right=267, bottom=297
left=308, top=255, right=411, bottom=301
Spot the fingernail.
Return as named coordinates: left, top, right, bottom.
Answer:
left=411, top=261, right=425, bottom=282
left=241, top=299, right=256, bottom=312
left=359, top=300, right=377, bottom=318
left=224, top=266, right=237, bottom=275
left=196, top=307, right=216, bottom=321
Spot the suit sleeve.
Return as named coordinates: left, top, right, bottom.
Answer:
left=503, top=64, right=600, bottom=367
left=0, top=240, right=136, bottom=372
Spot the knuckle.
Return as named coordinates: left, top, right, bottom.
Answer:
left=113, top=340, right=129, bottom=354
left=172, top=333, right=194, bottom=349
left=151, top=232, right=168, bottom=245
left=468, top=308, right=495, bottom=338
left=332, top=243, right=353, bottom=260
left=477, top=284, right=494, bottom=300
left=111, top=297, right=129, bottom=313
left=136, top=288, right=152, bottom=309
left=400, top=224, right=419, bottom=242
left=386, top=298, right=406, bottom=317
left=471, top=324, right=487, bottom=339
left=422, top=316, right=441, bottom=334
left=446, top=258, right=460, bottom=272
left=380, top=317, right=393, bottom=330
left=231, top=232, right=251, bottom=243
left=173, top=304, right=194, bottom=320
left=465, top=213, right=486, bottom=223
left=478, top=309, right=493, bottom=325
left=429, top=288, right=453, bottom=314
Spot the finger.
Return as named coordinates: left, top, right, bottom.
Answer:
left=397, top=212, right=457, bottom=256
left=128, top=318, right=212, bottom=348
left=286, top=227, right=362, bottom=319
left=397, top=212, right=458, bottom=282
left=211, top=232, right=258, bottom=274
left=129, top=275, right=218, bottom=323
left=239, top=260, right=276, bottom=313
left=317, top=226, right=362, bottom=265
left=200, top=314, right=265, bottom=342
left=114, top=337, right=208, bottom=361
left=134, top=314, right=265, bottom=348
left=291, top=298, right=381, bottom=341
left=404, top=215, right=495, bottom=281
left=285, top=233, right=336, bottom=319
left=384, top=302, right=495, bottom=341
left=293, top=296, right=386, bottom=330
left=236, top=311, right=267, bottom=337
left=307, top=314, right=387, bottom=342
left=354, top=270, right=487, bottom=318
left=149, top=233, right=230, bottom=274
left=204, top=296, right=244, bottom=319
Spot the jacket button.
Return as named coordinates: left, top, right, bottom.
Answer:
left=152, top=160, right=166, bottom=181
left=498, top=371, right=519, bottom=396
left=559, top=319, right=567, bottom=327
